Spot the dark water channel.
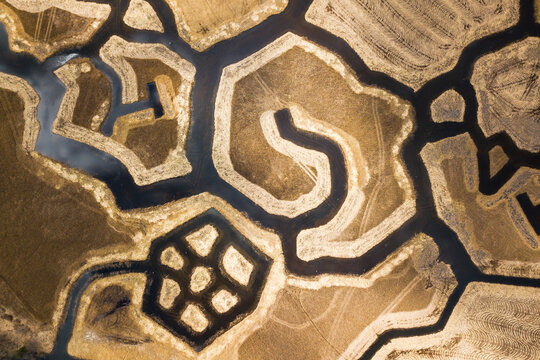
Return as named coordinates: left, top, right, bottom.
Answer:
left=0, top=0, right=539, bottom=358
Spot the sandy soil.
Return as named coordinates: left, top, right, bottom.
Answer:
left=422, top=134, right=540, bottom=278
left=0, top=87, right=134, bottom=351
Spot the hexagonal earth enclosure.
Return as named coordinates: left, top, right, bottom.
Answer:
left=142, top=208, right=272, bottom=351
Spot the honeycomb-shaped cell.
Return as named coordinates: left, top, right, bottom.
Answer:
left=142, top=209, right=272, bottom=350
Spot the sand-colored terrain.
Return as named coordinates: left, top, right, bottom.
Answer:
left=64, top=198, right=286, bottom=360
left=1, top=0, right=538, bottom=358
left=0, top=0, right=110, bottom=61
left=306, top=0, right=519, bottom=89
left=215, top=33, right=415, bottom=260
left=239, top=235, right=456, bottom=360
left=421, top=134, right=540, bottom=278
left=430, top=89, right=464, bottom=123
left=0, top=73, right=135, bottom=353
left=373, top=282, right=540, bottom=360
left=68, top=274, right=186, bottom=360
left=1, top=70, right=285, bottom=358
left=0, top=278, right=52, bottom=357
left=0, top=138, right=288, bottom=359
left=489, top=145, right=509, bottom=178
left=163, top=0, right=287, bottom=51
left=159, top=278, right=181, bottom=309
left=52, top=37, right=196, bottom=185
left=0, top=80, right=444, bottom=358
left=123, top=0, right=163, bottom=33
left=64, top=58, right=111, bottom=132
left=186, top=225, right=219, bottom=257
left=66, top=234, right=456, bottom=359
left=472, top=37, right=540, bottom=153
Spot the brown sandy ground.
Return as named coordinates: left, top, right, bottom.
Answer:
left=53, top=40, right=194, bottom=185
left=228, top=47, right=328, bottom=202
left=238, top=236, right=455, bottom=360
left=118, top=57, right=184, bottom=169
left=216, top=35, right=414, bottom=251
left=472, top=36, right=540, bottom=153
left=163, top=0, right=287, bottom=51
left=306, top=0, right=519, bottom=90
left=68, top=58, right=111, bottom=132
left=373, top=282, right=540, bottom=360
left=216, top=34, right=414, bottom=258
left=489, top=145, right=509, bottom=179
left=123, top=0, right=163, bottom=33
left=123, top=117, right=178, bottom=169
left=64, top=57, right=179, bottom=170
left=0, top=84, right=137, bottom=355
left=0, top=0, right=110, bottom=61
left=64, top=196, right=285, bottom=360
left=67, top=234, right=456, bottom=360
left=430, top=89, right=465, bottom=123
left=421, top=134, right=540, bottom=279
left=67, top=274, right=200, bottom=360
left=0, top=277, right=50, bottom=358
